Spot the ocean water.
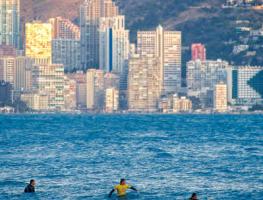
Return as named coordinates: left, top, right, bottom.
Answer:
left=0, top=114, right=262, bottom=200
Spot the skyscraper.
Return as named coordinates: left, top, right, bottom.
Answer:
left=137, top=25, right=181, bottom=94
left=25, top=21, right=52, bottom=64
left=32, top=64, right=65, bottom=110
left=105, top=87, right=119, bottom=112
left=214, top=83, right=228, bottom=112
left=99, top=15, right=129, bottom=73
left=191, top=43, right=206, bottom=61
left=229, top=66, right=263, bottom=105
left=49, top=17, right=81, bottom=71
left=80, top=0, right=119, bottom=69
left=49, top=17, right=80, bottom=40
left=0, top=0, right=21, bottom=49
left=0, top=56, right=15, bottom=85
left=86, top=69, right=104, bottom=110
left=128, top=54, right=161, bottom=112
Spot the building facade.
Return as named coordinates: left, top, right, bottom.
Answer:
left=187, top=59, right=229, bottom=95
left=14, top=56, right=33, bottom=92
left=67, top=71, right=87, bottom=108
left=128, top=54, right=161, bottom=112
left=32, top=64, right=65, bottom=110
left=86, top=69, right=104, bottom=110
left=49, top=17, right=80, bottom=40
left=173, top=95, right=192, bottom=113
left=214, top=83, right=228, bottom=112
left=99, top=15, right=129, bottom=73
left=80, top=0, right=119, bottom=69
left=52, top=39, right=81, bottom=71
left=137, top=25, right=181, bottom=94
left=105, top=87, right=119, bottom=112
left=191, top=43, right=206, bottom=61
left=25, top=21, right=52, bottom=64
left=0, top=0, right=21, bottom=49
left=229, top=66, right=263, bottom=105
left=0, top=56, right=15, bottom=85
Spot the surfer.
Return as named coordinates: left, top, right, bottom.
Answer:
left=108, top=179, right=137, bottom=197
left=189, top=193, right=198, bottom=200
left=24, top=179, right=36, bottom=193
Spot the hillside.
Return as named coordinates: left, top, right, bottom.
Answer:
left=21, top=0, right=263, bottom=67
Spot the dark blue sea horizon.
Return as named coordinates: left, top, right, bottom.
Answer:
left=0, top=114, right=262, bottom=199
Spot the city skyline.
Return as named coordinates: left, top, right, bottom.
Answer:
left=0, top=0, right=262, bottom=113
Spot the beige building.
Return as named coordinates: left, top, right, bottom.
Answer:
left=64, top=76, right=77, bottom=111
left=128, top=54, right=161, bottom=112
left=0, top=57, right=15, bottom=85
left=86, top=69, right=105, bottom=110
left=67, top=71, right=87, bottom=108
left=214, top=83, right=228, bottom=112
left=137, top=25, right=181, bottom=94
left=32, top=64, right=65, bottom=111
left=21, top=93, right=49, bottom=111
left=49, top=17, right=80, bottom=40
left=105, top=87, right=119, bottom=113
left=25, top=21, right=52, bottom=64
left=173, top=95, right=192, bottom=113
left=0, top=56, right=33, bottom=92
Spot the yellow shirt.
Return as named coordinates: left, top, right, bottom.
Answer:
left=114, top=184, right=131, bottom=196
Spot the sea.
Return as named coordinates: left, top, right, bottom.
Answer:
left=0, top=114, right=262, bottom=200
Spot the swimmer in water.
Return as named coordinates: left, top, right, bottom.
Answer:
left=24, top=179, right=36, bottom=193
left=109, top=179, right=137, bottom=197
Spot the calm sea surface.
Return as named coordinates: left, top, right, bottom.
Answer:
left=0, top=114, right=262, bottom=200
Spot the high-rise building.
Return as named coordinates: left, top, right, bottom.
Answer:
left=228, top=66, right=263, bottom=105
left=214, top=83, right=228, bottom=112
left=32, top=64, right=65, bottom=110
left=128, top=54, right=161, bottom=112
left=50, top=17, right=81, bottom=71
left=105, top=87, right=119, bottom=112
left=0, top=56, right=33, bottom=92
left=52, top=39, right=81, bottom=71
left=0, top=0, right=21, bottom=49
left=49, top=17, right=80, bottom=40
left=0, top=45, right=16, bottom=57
left=0, top=57, right=15, bottom=85
left=191, top=43, right=206, bottom=61
left=14, top=56, right=33, bottom=92
left=64, top=76, right=77, bottom=110
left=137, top=25, right=181, bottom=94
left=187, top=59, right=229, bottom=108
left=187, top=59, right=229, bottom=96
left=80, top=0, right=119, bottom=69
left=99, top=15, right=129, bottom=73
left=67, top=71, right=87, bottom=108
left=25, top=21, right=52, bottom=64
left=86, top=69, right=104, bottom=110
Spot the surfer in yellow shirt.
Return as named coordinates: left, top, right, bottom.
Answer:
left=108, top=179, right=137, bottom=197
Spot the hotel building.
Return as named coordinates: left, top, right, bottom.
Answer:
left=0, top=0, right=21, bottom=48
left=80, top=0, right=119, bottom=69
left=128, top=54, right=161, bottom=112
left=137, top=25, right=181, bottom=94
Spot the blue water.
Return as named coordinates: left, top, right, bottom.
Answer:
left=0, top=114, right=262, bottom=200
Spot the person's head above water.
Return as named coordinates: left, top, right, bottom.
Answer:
left=190, top=193, right=198, bottom=200
left=120, top=179, right=126, bottom=185
left=30, top=179, right=36, bottom=187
